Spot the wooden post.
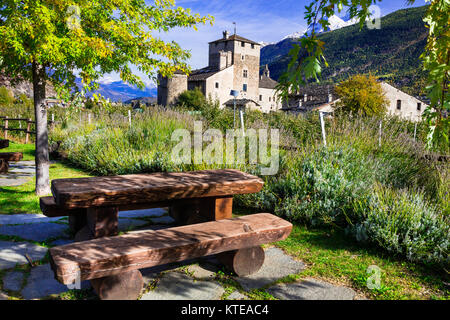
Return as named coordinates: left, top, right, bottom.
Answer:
left=319, top=112, right=327, bottom=147
left=4, top=117, right=8, bottom=139
left=25, top=119, right=32, bottom=144
left=414, top=122, right=417, bottom=141
left=378, top=120, right=382, bottom=148
left=128, top=110, right=131, bottom=126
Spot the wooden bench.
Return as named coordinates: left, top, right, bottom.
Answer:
left=49, top=213, right=292, bottom=300
left=0, top=139, right=9, bottom=149
left=42, top=169, right=290, bottom=300
left=0, top=152, right=23, bottom=173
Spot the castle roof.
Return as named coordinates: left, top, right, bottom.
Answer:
left=209, top=34, right=260, bottom=46
left=259, top=75, right=278, bottom=89
left=188, top=66, right=219, bottom=81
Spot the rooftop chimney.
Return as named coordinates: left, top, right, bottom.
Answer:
left=223, top=31, right=229, bottom=39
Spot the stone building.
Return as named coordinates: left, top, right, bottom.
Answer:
left=157, top=31, right=282, bottom=113
left=282, top=82, right=428, bottom=122
left=380, top=82, right=428, bottom=122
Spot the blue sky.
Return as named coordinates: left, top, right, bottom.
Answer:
left=101, top=0, right=427, bottom=87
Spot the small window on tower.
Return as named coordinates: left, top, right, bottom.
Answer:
left=243, top=84, right=247, bottom=92
left=417, top=103, right=421, bottom=111
left=251, top=44, right=255, bottom=49
left=397, top=100, right=402, bottom=110
left=243, top=70, right=248, bottom=78
left=215, top=82, right=219, bottom=89
left=269, top=97, right=271, bottom=102
left=259, top=95, right=262, bottom=101
left=241, top=54, right=245, bottom=61
left=241, top=41, right=245, bottom=47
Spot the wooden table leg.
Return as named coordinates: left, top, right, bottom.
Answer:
left=68, top=211, right=87, bottom=236
left=169, top=196, right=233, bottom=225
left=86, top=206, right=119, bottom=238
left=0, top=159, right=9, bottom=173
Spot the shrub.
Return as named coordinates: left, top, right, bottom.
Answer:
left=349, top=186, right=449, bottom=265
left=0, top=86, right=14, bottom=106
left=177, top=88, right=207, bottom=111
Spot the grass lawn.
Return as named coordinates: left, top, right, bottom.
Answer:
left=0, top=142, right=92, bottom=214
left=275, top=225, right=449, bottom=300
left=1, top=143, right=448, bottom=300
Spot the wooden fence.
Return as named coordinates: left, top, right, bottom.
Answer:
left=0, top=116, right=35, bottom=143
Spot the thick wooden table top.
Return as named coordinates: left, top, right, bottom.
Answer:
left=0, top=139, right=9, bottom=149
left=51, top=169, right=264, bottom=209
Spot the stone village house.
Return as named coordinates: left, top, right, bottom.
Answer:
left=282, top=82, right=428, bottom=122
left=157, top=31, right=282, bottom=113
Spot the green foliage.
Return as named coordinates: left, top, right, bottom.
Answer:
left=0, top=87, right=15, bottom=106
left=334, top=74, right=389, bottom=116
left=176, top=88, right=207, bottom=111
left=0, top=0, right=214, bottom=94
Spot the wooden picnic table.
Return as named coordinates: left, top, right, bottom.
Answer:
left=46, top=169, right=264, bottom=238
left=44, top=169, right=293, bottom=300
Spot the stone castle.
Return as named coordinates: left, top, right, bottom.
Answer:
left=157, top=31, right=281, bottom=113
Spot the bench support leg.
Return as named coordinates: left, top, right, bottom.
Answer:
left=169, top=196, right=233, bottom=225
left=68, top=211, right=87, bottom=236
left=72, top=221, right=144, bottom=300
left=217, top=246, right=265, bottom=277
left=90, top=270, right=144, bottom=300
left=0, top=160, right=9, bottom=174
left=86, top=206, right=119, bottom=238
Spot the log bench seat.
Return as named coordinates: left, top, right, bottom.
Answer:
left=0, top=152, right=23, bottom=173
left=49, top=213, right=292, bottom=300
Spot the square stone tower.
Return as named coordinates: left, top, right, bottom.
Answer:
left=208, top=31, right=261, bottom=102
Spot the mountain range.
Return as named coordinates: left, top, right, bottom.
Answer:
left=260, top=5, right=429, bottom=96
left=74, top=78, right=157, bottom=102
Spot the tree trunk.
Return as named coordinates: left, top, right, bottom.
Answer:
left=32, top=62, right=51, bottom=195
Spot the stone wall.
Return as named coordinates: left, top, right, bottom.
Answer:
left=232, top=41, right=260, bottom=103
left=157, top=73, right=188, bottom=106
left=204, top=66, right=235, bottom=107
left=258, top=87, right=282, bottom=113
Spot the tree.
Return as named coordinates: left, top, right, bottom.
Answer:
left=334, top=74, right=389, bottom=116
left=177, top=88, right=207, bottom=111
left=0, top=0, right=213, bottom=195
left=277, top=0, right=449, bottom=152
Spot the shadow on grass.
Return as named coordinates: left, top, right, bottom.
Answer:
left=0, top=187, right=40, bottom=214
